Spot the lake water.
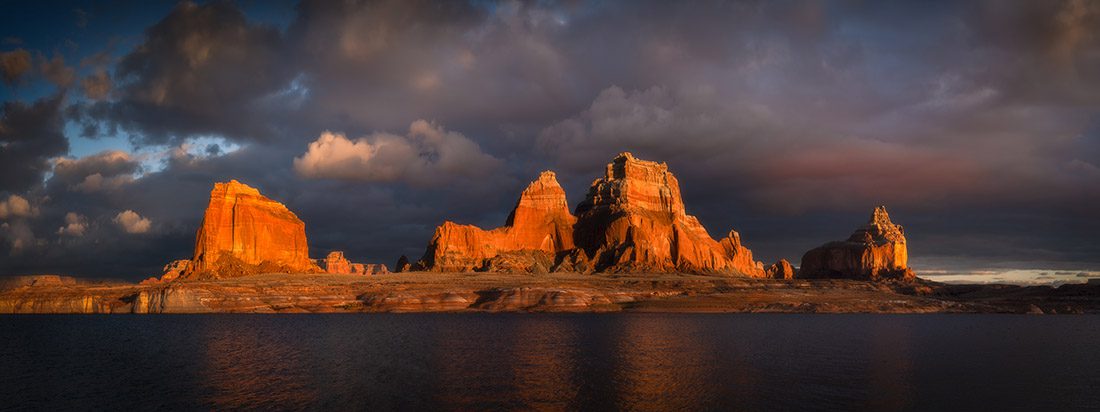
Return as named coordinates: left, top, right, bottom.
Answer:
left=2, top=314, right=1098, bottom=411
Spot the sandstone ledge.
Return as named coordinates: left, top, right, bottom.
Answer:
left=2, top=273, right=1099, bottom=314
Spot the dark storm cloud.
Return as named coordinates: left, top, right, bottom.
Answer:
left=90, top=0, right=294, bottom=145
left=36, top=52, right=76, bottom=88
left=1, top=0, right=1099, bottom=280
left=80, top=70, right=111, bottom=100
left=0, top=94, right=69, bottom=193
left=0, top=48, right=32, bottom=87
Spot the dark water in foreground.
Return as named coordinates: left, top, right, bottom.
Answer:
left=1, top=315, right=1098, bottom=411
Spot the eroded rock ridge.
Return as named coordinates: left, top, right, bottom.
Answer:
left=415, top=153, right=765, bottom=276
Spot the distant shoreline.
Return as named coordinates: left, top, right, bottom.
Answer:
left=2, top=272, right=1097, bottom=315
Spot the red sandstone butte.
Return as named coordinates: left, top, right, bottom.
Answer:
left=797, top=206, right=915, bottom=281
left=184, top=180, right=320, bottom=278
left=417, top=171, right=577, bottom=272
left=415, top=153, right=765, bottom=276
left=572, top=153, right=764, bottom=276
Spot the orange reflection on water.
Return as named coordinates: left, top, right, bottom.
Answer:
left=610, top=314, right=716, bottom=411
left=197, top=317, right=318, bottom=409
left=506, top=316, right=582, bottom=410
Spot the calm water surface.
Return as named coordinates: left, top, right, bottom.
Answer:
left=1, top=314, right=1098, bottom=411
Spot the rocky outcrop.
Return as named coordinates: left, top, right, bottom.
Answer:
left=797, top=206, right=915, bottom=281
left=766, top=259, right=796, bottom=279
left=324, top=251, right=352, bottom=274
left=185, top=180, right=320, bottom=279
left=161, top=260, right=190, bottom=281
left=362, top=264, right=389, bottom=275
left=324, top=251, right=388, bottom=275
left=718, top=230, right=767, bottom=277
left=395, top=255, right=412, bottom=272
left=416, top=171, right=576, bottom=272
left=139, top=259, right=192, bottom=285
left=572, top=153, right=765, bottom=276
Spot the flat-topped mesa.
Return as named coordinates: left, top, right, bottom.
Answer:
left=573, top=152, right=765, bottom=276
left=797, top=206, right=914, bottom=281
left=185, top=180, right=320, bottom=279
left=417, top=171, right=577, bottom=272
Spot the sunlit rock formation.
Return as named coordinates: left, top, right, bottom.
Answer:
left=765, top=259, right=795, bottom=279
left=360, top=264, right=389, bottom=275
left=184, top=180, right=320, bottom=279
left=412, top=153, right=764, bottom=276
left=324, top=251, right=352, bottom=274
left=797, top=206, right=914, bottom=281
left=416, top=171, right=577, bottom=272
left=140, top=260, right=191, bottom=285
left=161, top=260, right=190, bottom=281
left=572, top=153, right=765, bottom=276
left=324, top=251, right=389, bottom=275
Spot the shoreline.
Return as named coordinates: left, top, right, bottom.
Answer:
left=2, top=272, right=1097, bottom=315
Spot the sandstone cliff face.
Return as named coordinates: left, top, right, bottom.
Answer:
left=186, top=180, right=319, bottom=278
left=417, top=171, right=577, bottom=272
left=573, top=153, right=764, bottom=276
left=797, top=206, right=914, bottom=281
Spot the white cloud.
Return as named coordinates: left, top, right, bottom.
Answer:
left=52, top=150, right=140, bottom=193
left=0, top=195, right=35, bottom=219
left=114, top=210, right=151, bottom=234
left=294, top=120, right=502, bottom=186
left=57, top=212, right=88, bottom=237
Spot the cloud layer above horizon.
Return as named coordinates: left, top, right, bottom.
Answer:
left=1, top=0, right=1098, bottom=281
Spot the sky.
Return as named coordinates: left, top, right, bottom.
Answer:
left=1, top=0, right=1098, bottom=284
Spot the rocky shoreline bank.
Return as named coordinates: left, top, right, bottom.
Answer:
left=3, top=272, right=1098, bottom=314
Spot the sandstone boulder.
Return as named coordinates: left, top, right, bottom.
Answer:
left=797, top=206, right=915, bottom=281
left=572, top=152, right=765, bottom=276
left=766, top=259, right=796, bottom=279
left=417, top=171, right=576, bottom=272
left=186, top=180, right=320, bottom=279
